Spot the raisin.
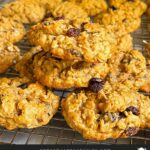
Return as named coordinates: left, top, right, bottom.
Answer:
left=18, top=83, right=28, bottom=89
left=88, top=78, right=105, bottom=92
left=17, top=109, right=22, bottom=116
left=126, top=106, right=140, bottom=115
left=43, top=13, right=53, bottom=20
left=125, top=127, right=139, bottom=136
left=81, top=22, right=88, bottom=31
left=55, top=16, right=65, bottom=20
left=66, top=28, right=81, bottom=37
left=119, top=112, right=126, bottom=119
left=111, top=6, right=117, bottom=10
left=70, top=49, right=83, bottom=58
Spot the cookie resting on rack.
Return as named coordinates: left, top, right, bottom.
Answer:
left=62, top=81, right=150, bottom=140
left=49, top=1, right=90, bottom=27
left=65, top=0, right=107, bottom=16
left=27, top=18, right=124, bottom=63
left=0, top=15, right=25, bottom=43
left=108, top=49, right=148, bottom=90
left=95, top=0, right=147, bottom=36
left=0, top=0, right=47, bottom=24
left=16, top=48, right=109, bottom=89
left=0, top=77, right=59, bottom=130
left=0, top=43, right=21, bottom=73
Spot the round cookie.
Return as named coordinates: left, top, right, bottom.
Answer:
left=0, top=43, right=21, bottom=73
left=28, top=19, right=123, bottom=63
left=62, top=82, right=150, bottom=140
left=16, top=48, right=109, bottom=89
left=107, top=50, right=148, bottom=90
left=1, top=0, right=47, bottom=24
left=95, top=0, right=147, bottom=36
left=65, top=0, right=107, bottom=16
left=33, top=51, right=109, bottom=89
left=51, top=1, right=90, bottom=27
left=0, top=15, right=25, bottom=43
left=0, top=77, right=59, bottom=130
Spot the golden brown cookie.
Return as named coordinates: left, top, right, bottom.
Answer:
left=16, top=48, right=109, bottom=89
left=107, top=50, right=148, bottom=90
left=62, top=81, right=150, bottom=140
left=0, top=43, right=21, bottom=73
left=95, top=0, right=147, bottom=36
left=1, top=0, right=46, bottom=24
left=51, top=1, right=90, bottom=27
left=66, top=0, right=107, bottom=16
left=15, top=46, right=43, bottom=80
left=27, top=19, right=126, bottom=63
left=0, top=15, right=25, bottom=43
left=0, top=77, right=59, bottom=130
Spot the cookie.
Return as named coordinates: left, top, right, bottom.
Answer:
left=1, top=0, right=46, bottom=24
left=108, top=0, right=127, bottom=8
left=139, top=42, right=150, bottom=92
left=0, top=77, right=59, bottom=130
left=108, top=50, right=148, bottom=90
left=62, top=82, right=150, bottom=140
left=140, top=71, right=150, bottom=93
left=0, top=43, right=21, bottom=73
left=0, top=15, right=25, bottom=43
left=95, top=0, right=147, bottom=36
left=17, top=48, right=109, bottom=89
left=15, top=46, right=43, bottom=80
left=27, top=19, right=125, bottom=63
left=51, top=1, right=90, bottom=27
left=66, top=0, right=107, bottom=16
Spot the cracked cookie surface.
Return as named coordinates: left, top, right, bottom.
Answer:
left=0, top=15, right=25, bottom=43
left=62, top=82, right=150, bottom=140
left=108, top=50, right=148, bottom=90
left=16, top=48, right=109, bottom=89
left=50, top=1, right=90, bottom=27
left=65, top=0, right=107, bottom=16
left=0, top=77, right=59, bottom=130
left=28, top=19, right=125, bottom=63
left=1, top=0, right=47, bottom=24
left=0, top=43, right=21, bottom=73
left=95, top=0, right=147, bottom=36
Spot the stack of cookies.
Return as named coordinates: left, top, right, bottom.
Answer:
left=0, top=0, right=150, bottom=141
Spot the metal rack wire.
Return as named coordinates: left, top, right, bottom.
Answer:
left=0, top=0, right=150, bottom=145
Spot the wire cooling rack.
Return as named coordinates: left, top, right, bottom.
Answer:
left=0, top=0, right=150, bottom=145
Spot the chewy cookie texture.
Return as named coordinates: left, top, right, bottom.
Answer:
left=27, top=18, right=130, bottom=63
left=16, top=47, right=109, bottom=89
left=0, top=43, right=21, bottom=73
left=62, top=81, right=150, bottom=140
left=0, top=0, right=149, bottom=142
left=95, top=0, right=147, bottom=36
left=0, top=77, right=59, bottom=130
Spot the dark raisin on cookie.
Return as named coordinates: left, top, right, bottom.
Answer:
left=81, top=22, right=88, bottom=31
left=18, top=83, right=28, bottom=89
left=125, top=127, right=139, bottom=136
left=67, top=28, right=81, bottom=37
left=119, top=112, right=126, bottom=119
left=126, top=106, right=140, bottom=115
left=111, top=6, right=117, bottom=10
left=88, top=78, right=105, bottom=92
left=55, top=16, right=65, bottom=20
